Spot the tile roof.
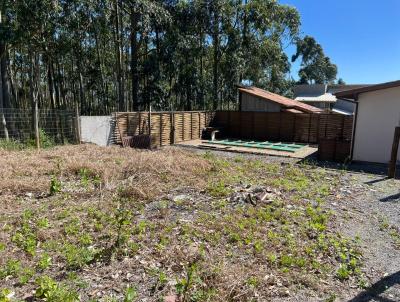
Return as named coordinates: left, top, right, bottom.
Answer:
left=239, top=86, right=323, bottom=113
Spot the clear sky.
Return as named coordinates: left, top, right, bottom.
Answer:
left=280, top=0, right=400, bottom=84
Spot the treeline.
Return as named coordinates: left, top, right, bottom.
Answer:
left=0, top=0, right=336, bottom=115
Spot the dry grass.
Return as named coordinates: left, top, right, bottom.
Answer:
left=0, top=145, right=211, bottom=197
left=0, top=145, right=363, bottom=302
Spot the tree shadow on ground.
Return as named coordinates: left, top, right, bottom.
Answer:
left=300, top=155, right=400, bottom=179
left=380, top=192, right=400, bottom=203
left=347, top=271, right=400, bottom=302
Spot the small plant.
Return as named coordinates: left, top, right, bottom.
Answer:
left=78, top=168, right=101, bottom=188
left=37, top=253, right=52, bottom=270
left=62, top=243, right=95, bottom=270
left=37, top=217, right=50, bottom=229
left=49, top=176, right=62, bottom=195
left=12, top=221, right=38, bottom=255
left=18, top=267, right=34, bottom=285
left=0, top=288, right=13, bottom=302
left=35, top=275, right=79, bottom=302
left=123, top=286, right=137, bottom=302
left=246, top=276, right=259, bottom=287
left=336, top=264, right=351, bottom=280
left=64, top=218, right=80, bottom=235
left=0, top=259, right=21, bottom=279
left=207, top=180, right=232, bottom=197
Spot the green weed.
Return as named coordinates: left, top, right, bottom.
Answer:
left=50, top=177, right=62, bottom=195
left=35, top=275, right=78, bottom=302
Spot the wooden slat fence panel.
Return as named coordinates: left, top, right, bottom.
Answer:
left=213, top=111, right=353, bottom=144
left=114, top=110, right=353, bottom=149
left=114, top=111, right=214, bottom=147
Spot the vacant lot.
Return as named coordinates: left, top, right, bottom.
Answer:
left=0, top=144, right=397, bottom=302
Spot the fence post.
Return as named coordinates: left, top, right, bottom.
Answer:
left=182, top=112, right=184, bottom=141
left=74, top=105, right=81, bottom=144
left=148, top=104, right=152, bottom=136
left=159, top=113, right=162, bottom=147
left=388, top=126, right=400, bottom=178
left=198, top=112, right=201, bottom=139
left=170, top=110, right=175, bottom=145
left=190, top=112, right=193, bottom=140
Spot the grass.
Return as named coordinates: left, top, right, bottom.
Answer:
left=0, top=130, right=56, bottom=151
left=0, top=145, right=363, bottom=301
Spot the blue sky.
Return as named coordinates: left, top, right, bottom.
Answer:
left=280, top=0, right=400, bottom=84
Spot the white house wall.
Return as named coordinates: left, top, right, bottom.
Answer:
left=353, top=86, right=400, bottom=164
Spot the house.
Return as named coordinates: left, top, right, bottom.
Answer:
left=238, top=86, right=322, bottom=114
left=334, top=80, right=400, bottom=164
left=294, top=84, right=369, bottom=115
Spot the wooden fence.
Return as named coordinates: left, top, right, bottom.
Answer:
left=213, top=111, right=353, bottom=144
left=114, top=111, right=215, bottom=147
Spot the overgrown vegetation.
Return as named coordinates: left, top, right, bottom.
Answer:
left=0, top=145, right=363, bottom=301
left=0, top=130, right=55, bottom=151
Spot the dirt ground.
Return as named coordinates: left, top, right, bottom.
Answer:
left=0, top=144, right=399, bottom=302
left=332, top=172, right=400, bottom=302
left=182, top=147, right=400, bottom=302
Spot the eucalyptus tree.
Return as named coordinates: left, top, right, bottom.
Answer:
left=292, top=35, right=338, bottom=84
left=0, top=0, right=337, bottom=118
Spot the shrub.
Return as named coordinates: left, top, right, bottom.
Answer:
left=27, top=129, right=55, bottom=149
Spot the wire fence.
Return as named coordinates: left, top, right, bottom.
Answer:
left=0, top=108, right=78, bottom=145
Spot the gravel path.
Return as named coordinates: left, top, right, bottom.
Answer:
left=330, top=173, right=400, bottom=302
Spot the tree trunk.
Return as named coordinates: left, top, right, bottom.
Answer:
left=47, top=58, right=56, bottom=110
left=114, top=0, right=124, bottom=111
left=29, top=52, right=40, bottom=149
left=0, top=7, right=9, bottom=140
left=212, top=4, right=219, bottom=110
left=130, top=9, right=140, bottom=111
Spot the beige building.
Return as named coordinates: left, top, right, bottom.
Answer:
left=335, top=80, right=400, bottom=164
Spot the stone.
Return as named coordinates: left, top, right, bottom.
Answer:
left=164, top=295, right=178, bottom=302
left=173, top=194, right=190, bottom=202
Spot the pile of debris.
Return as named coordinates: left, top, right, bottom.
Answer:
left=229, top=184, right=281, bottom=206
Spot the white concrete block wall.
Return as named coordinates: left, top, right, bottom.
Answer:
left=80, top=116, right=112, bottom=146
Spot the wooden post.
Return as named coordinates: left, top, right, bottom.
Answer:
left=388, top=126, right=400, bottom=178
left=198, top=112, right=201, bottom=139
left=74, top=105, right=81, bottom=144
left=191, top=112, right=193, bottom=136
left=159, top=113, right=162, bottom=147
left=148, top=105, right=152, bottom=149
left=182, top=112, right=184, bottom=141
left=170, top=110, right=175, bottom=145
left=148, top=104, right=152, bottom=136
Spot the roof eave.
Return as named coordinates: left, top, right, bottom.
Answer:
left=333, top=80, right=400, bottom=99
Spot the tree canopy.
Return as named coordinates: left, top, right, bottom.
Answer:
left=0, top=1, right=337, bottom=115
left=291, top=36, right=338, bottom=85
